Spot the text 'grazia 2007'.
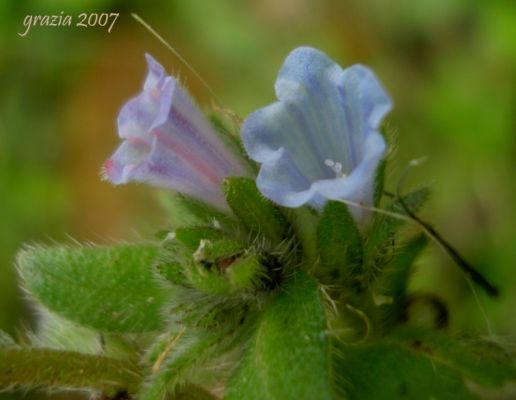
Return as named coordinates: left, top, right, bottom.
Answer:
left=18, top=11, right=119, bottom=37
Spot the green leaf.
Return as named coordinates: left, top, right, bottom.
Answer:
left=30, top=309, right=101, bottom=354
left=317, top=201, right=363, bottom=289
left=140, top=331, right=218, bottom=400
left=364, top=187, right=429, bottom=269
left=0, top=347, right=142, bottom=396
left=225, top=272, right=332, bottom=400
left=17, top=244, right=170, bottom=333
left=140, top=327, right=243, bottom=400
left=224, top=177, right=289, bottom=243
left=336, top=328, right=516, bottom=400
left=375, top=234, right=428, bottom=329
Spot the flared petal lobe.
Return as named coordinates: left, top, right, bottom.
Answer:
left=242, top=47, right=392, bottom=221
left=103, top=54, right=248, bottom=210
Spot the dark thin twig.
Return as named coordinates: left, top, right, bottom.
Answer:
left=396, top=159, right=499, bottom=298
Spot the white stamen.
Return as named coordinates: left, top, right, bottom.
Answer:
left=325, top=158, right=347, bottom=178
left=193, top=239, right=212, bottom=261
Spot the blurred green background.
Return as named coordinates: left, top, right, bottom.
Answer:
left=1, top=0, right=515, bottom=398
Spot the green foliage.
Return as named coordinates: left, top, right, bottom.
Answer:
left=30, top=309, right=101, bottom=354
left=158, top=228, right=265, bottom=295
left=0, top=347, right=142, bottom=396
left=0, top=331, right=15, bottom=348
left=174, top=226, right=226, bottom=250
left=140, top=329, right=237, bottom=400
left=158, top=192, right=231, bottom=229
left=5, top=187, right=515, bottom=399
left=226, top=254, right=266, bottom=290
left=7, top=149, right=512, bottom=400
left=336, top=327, right=516, bottom=399
left=373, top=158, right=386, bottom=207
left=225, top=272, right=332, bottom=400
left=17, top=244, right=171, bottom=333
left=224, top=177, right=289, bottom=242
left=317, top=201, right=363, bottom=290
left=375, top=234, right=429, bottom=329
left=7, top=173, right=512, bottom=400
left=364, top=187, right=429, bottom=270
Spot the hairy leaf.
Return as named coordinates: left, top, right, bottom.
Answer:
left=364, top=187, right=429, bottom=269
left=373, top=158, right=386, bottom=207
left=224, top=177, right=289, bottom=243
left=336, top=327, right=516, bottom=399
left=17, top=244, right=170, bottom=333
left=158, top=192, right=230, bottom=229
left=0, top=347, right=142, bottom=396
left=140, top=327, right=244, bottom=400
left=376, top=234, right=428, bottom=329
left=317, top=201, right=363, bottom=289
left=225, top=272, right=332, bottom=400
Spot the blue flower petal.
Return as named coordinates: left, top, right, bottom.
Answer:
left=242, top=46, right=392, bottom=221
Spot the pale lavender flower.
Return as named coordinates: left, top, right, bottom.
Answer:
left=242, top=47, right=392, bottom=222
left=103, top=54, right=248, bottom=210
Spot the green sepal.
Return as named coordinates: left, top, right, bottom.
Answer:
left=208, top=112, right=247, bottom=161
left=281, top=207, right=319, bottom=270
left=374, top=234, right=428, bottom=329
left=173, top=226, right=225, bottom=250
left=225, top=272, right=332, bottom=400
left=175, top=245, right=243, bottom=295
left=158, top=232, right=261, bottom=294
left=185, top=263, right=236, bottom=295
left=335, top=327, right=516, bottom=400
left=181, top=254, right=263, bottom=295
left=158, top=191, right=230, bottom=228
left=364, top=187, right=429, bottom=269
left=156, top=245, right=191, bottom=285
left=373, top=158, right=387, bottom=207
left=316, top=201, right=363, bottom=290
left=17, top=244, right=171, bottom=333
left=191, top=238, right=245, bottom=264
left=226, top=254, right=267, bottom=291
left=223, top=177, right=289, bottom=243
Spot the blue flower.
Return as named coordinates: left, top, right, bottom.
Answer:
left=103, top=54, right=249, bottom=211
left=242, top=47, right=392, bottom=221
